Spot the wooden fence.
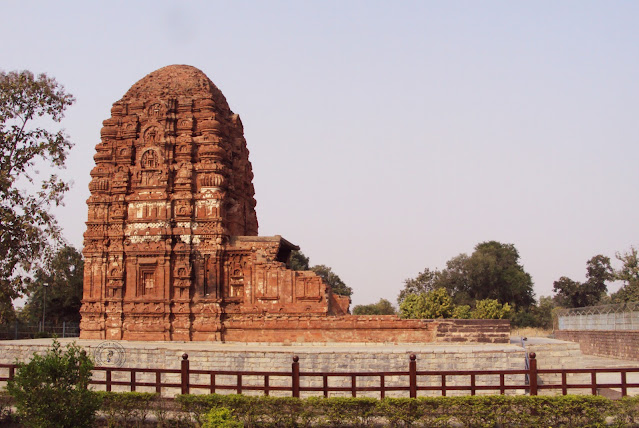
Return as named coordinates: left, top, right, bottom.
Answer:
left=1, top=352, right=638, bottom=398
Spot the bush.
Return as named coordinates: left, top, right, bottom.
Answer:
left=7, top=339, right=100, bottom=428
left=96, top=391, right=156, bottom=427
left=400, top=288, right=454, bottom=319
left=452, top=304, right=471, bottom=319
left=471, top=298, right=512, bottom=319
left=0, top=391, right=14, bottom=424
left=202, top=407, right=242, bottom=428
left=176, top=393, right=627, bottom=427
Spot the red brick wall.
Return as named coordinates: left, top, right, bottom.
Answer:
left=555, top=330, right=639, bottom=360
left=222, top=316, right=510, bottom=344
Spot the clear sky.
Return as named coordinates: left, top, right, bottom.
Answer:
left=2, top=1, right=638, bottom=306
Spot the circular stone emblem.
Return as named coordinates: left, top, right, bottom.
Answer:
left=94, top=341, right=126, bottom=367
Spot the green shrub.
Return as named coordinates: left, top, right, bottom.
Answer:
left=174, top=393, right=630, bottom=427
left=202, top=407, right=242, bottom=428
left=313, top=396, right=377, bottom=427
left=96, top=391, right=156, bottom=427
left=378, top=397, right=429, bottom=426
left=0, top=391, right=14, bottom=424
left=400, top=289, right=454, bottom=319
left=176, top=394, right=230, bottom=426
left=7, top=339, right=100, bottom=428
left=471, top=298, right=512, bottom=319
left=452, top=304, right=472, bottom=319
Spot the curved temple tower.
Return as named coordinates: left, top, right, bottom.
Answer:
left=80, top=65, right=348, bottom=341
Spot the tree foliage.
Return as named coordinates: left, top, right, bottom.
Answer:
left=0, top=70, right=74, bottom=322
left=398, top=241, right=535, bottom=309
left=288, top=250, right=310, bottom=271
left=289, top=250, right=352, bottom=297
left=553, top=255, right=613, bottom=308
left=399, top=288, right=454, bottom=319
left=511, top=296, right=556, bottom=329
left=612, top=247, right=639, bottom=303
left=396, top=268, right=439, bottom=306
left=471, top=299, right=512, bottom=319
left=352, top=298, right=396, bottom=315
left=452, top=304, right=471, bottom=319
left=19, top=245, right=83, bottom=325
left=311, top=264, right=353, bottom=297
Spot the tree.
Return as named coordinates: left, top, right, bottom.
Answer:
left=399, top=241, right=535, bottom=310
left=288, top=250, right=353, bottom=297
left=511, top=295, right=556, bottom=328
left=471, top=299, right=512, bottom=319
left=352, top=298, right=396, bottom=315
left=553, top=277, right=582, bottom=308
left=0, top=70, right=75, bottom=322
left=399, top=288, right=453, bottom=319
left=612, top=247, right=639, bottom=302
left=311, top=264, right=353, bottom=297
left=288, top=250, right=310, bottom=271
left=553, top=255, right=613, bottom=308
left=463, top=241, right=535, bottom=309
left=397, top=268, right=440, bottom=306
left=533, top=296, right=556, bottom=329
left=19, top=245, right=83, bottom=325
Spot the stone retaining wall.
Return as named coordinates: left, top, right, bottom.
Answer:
left=0, top=339, right=524, bottom=397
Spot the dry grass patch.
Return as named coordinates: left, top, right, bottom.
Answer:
left=510, top=327, right=553, bottom=338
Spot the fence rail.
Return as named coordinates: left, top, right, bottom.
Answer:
left=0, top=322, right=80, bottom=340
left=0, top=352, right=638, bottom=398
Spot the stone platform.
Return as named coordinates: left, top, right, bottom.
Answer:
left=0, top=338, right=639, bottom=397
left=2, top=337, right=636, bottom=397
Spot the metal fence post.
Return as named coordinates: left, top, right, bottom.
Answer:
left=181, top=353, right=190, bottom=395
left=292, top=355, right=300, bottom=398
left=529, top=352, right=538, bottom=396
left=62, top=321, right=66, bottom=338
left=409, top=354, right=417, bottom=398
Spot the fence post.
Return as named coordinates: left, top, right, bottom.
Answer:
left=62, top=321, right=66, bottom=338
left=528, top=352, right=538, bottom=396
left=409, top=354, right=417, bottom=398
left=292, top=355, right=300, bottom=398
left=106, top=369, right=112, bottom=392
left=181, top=353, right=190, bottom=395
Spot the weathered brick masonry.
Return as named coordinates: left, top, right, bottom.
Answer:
left=555, top=330, right=639, bottom=361
left=223, top=317, right=510, bottom=343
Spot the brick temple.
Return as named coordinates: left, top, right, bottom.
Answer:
left=80, top=65, right=509, bottom=343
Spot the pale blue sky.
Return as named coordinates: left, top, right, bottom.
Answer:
left=2, top=1, right=638, bottom=306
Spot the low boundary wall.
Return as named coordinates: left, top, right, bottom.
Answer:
left=221, top=317, right=510, bottom=344
left=555, top=330, right=639, bottom=360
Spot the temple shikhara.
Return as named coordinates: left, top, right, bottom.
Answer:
left=80, top=65, right=508, bottom=343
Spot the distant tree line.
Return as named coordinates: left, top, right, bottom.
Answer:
left=395, top=241, right=639, bottom=328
